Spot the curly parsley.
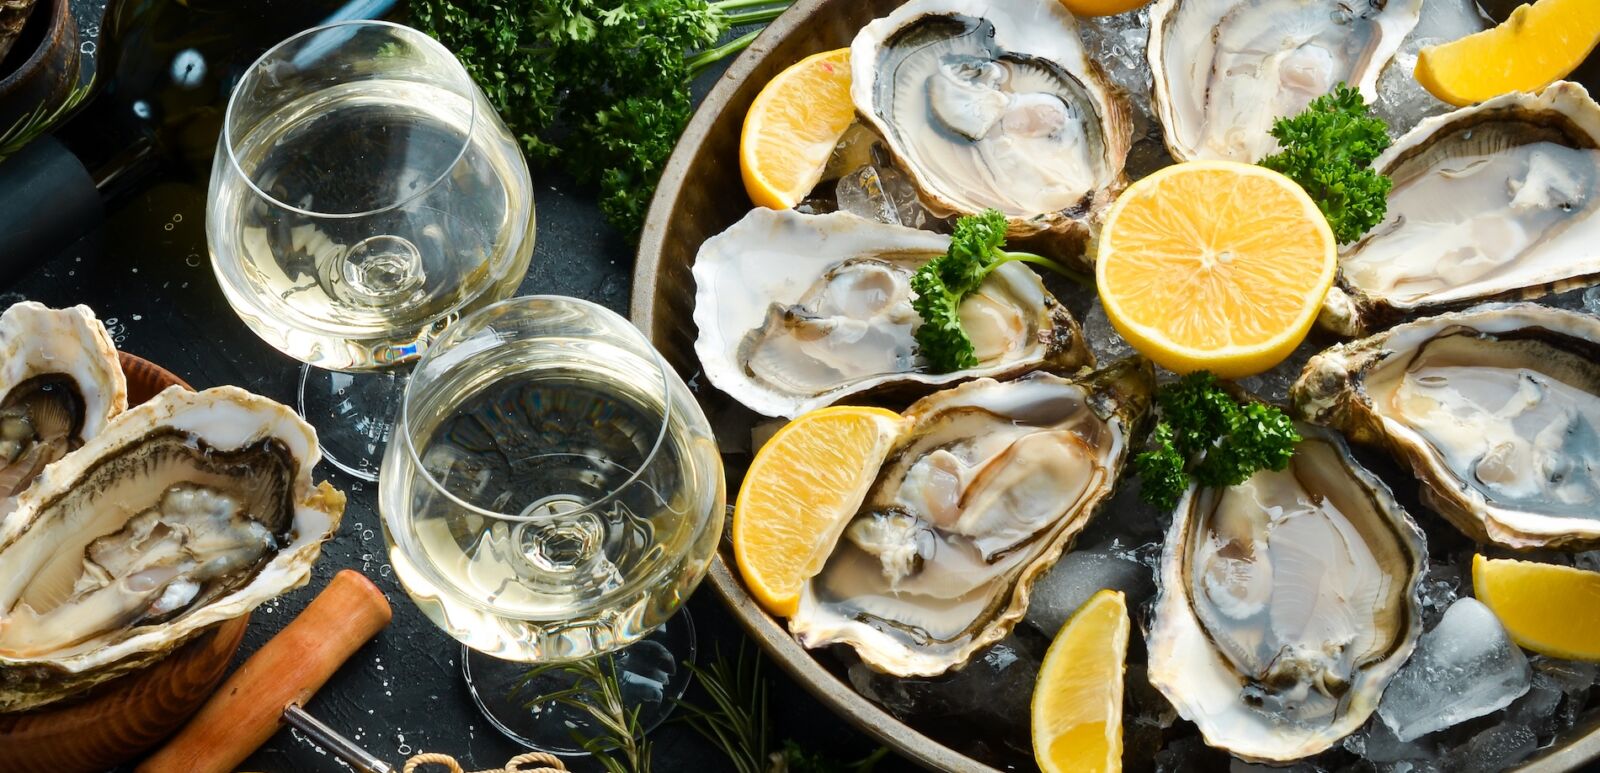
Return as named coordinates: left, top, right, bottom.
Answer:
left=413, top=0, right=790, bottom=239
left=910, top=209, right=1087, bottom=373
left=1258, top=83, right=1394, bottom=244
left=1135, top=372, right=1300, bottom=510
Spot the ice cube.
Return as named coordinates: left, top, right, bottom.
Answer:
left=1416, top=560, right=1464, bottom=630
left=1584, top=286, right=1600, bottom=316
left=835, top=166, right=901, bottom=225
left=1410, top=0, right=1490, bottom=43
left=1373, top=39, right=1452, bottom=138
left=1531, top=655, right=1598, bottom=698
left=1443, top=724, right=1538, bottom=773
left=1236, top=333, right=1323, bottom=406
left=1077, top=10, right=1154, bottom=120
left=1377, top=598, right=1533, bottom=742
left=1024, top=541, right=1155, bottom=638
left=1345, top=717, right=1438, bottom=764
left=1081, top=302, right=1136, bottom=363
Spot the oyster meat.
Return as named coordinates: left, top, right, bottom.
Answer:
left=1325, top=83, right=1600, bottom=336
left=1148, top=0, right=1422, bottom=162
left=693, top=209, right=1091, bottom=419
left=1147, top=423, right=1425, bottom=762
left=790, top=359, right=1153, bottom=676
left=850, top=0, right=1133, bottom=266
left=0, top=386, right=345, bottom=711
left=0, top=302, right=127, bottom=503
left=1295, top=303, right=1600, bottom=548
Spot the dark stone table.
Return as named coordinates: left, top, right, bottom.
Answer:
left=10, top=4, right=913, bottom=771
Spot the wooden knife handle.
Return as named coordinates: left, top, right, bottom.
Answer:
left=137, top=569, right=392, bottom=773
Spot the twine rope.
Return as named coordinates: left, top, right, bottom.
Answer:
left=402, top=751, right=568, bottom=773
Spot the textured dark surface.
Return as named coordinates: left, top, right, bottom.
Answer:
left=0, top=3, right=905, bottom=771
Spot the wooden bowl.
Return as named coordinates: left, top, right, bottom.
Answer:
left=0, top=353, right=251, bottom=773
left=629, top=2, right=1600, bottom=771
left=0, top=0, right=79, bottom=138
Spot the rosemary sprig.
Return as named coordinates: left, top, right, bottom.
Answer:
left=0, top=82, right=91, bottom=163
left=519, top=657, right=651, bottom=773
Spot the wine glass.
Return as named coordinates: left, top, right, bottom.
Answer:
left=207, top=20, right=535, bottom=480
left=378, top=295, right=725, bottom=753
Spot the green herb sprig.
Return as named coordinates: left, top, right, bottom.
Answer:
left=412, top=0, right=791, bottom=240
left=518, top=657, right=652, bottom=773
left=1134, top=372, right=1300, bottom=510
left=911, top=209, right=1087, bottom=373
left=1258, top=83, right=1393, bottom=244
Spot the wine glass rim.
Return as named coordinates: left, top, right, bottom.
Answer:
left=398, top=295, right=676, bottom=526
left=221, top=19, right=479, bottom=220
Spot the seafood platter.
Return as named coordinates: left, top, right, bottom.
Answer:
left=633, top=0, right=1600, bottom=770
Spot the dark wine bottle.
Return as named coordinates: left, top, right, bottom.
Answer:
left=0, top=0, right=396, bottom=275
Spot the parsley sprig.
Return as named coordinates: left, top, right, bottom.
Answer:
left=413, top=0, right=791, bottom=239
left=1134, top=372, right=1300, bottom=510
left=911, top=209, right=1086, bottom=373
left=1259, top=83, right=1393, bottom=244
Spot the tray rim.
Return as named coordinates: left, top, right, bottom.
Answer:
left=628, top=1, right=1600, bottom=770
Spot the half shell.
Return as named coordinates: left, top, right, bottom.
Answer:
left=0, top=386, right=345, bottom=711
left=1324, top=83, right=1600, bottom=336
left=1147, top=423, right=1426, bottom=761
left=790, top=358, right=1153, bottom=676
left=850, top=0, right=1133, bottom=267
left=1148, top=0, right=1422, bottom=162
left=1294, top=303, right=1600, bottom=548
left=0, top=302, right=127, bottom=503
left=692, top=209, right=1091, bottom=419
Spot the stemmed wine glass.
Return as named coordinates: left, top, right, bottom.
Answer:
left=207, top=20, right=535, bottom=479
left=378, top=295, right=725, bottom=753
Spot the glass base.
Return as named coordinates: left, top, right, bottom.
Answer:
left=462, top=610, right=698, bottom=756
left=298, top=364, right=406, bottom=481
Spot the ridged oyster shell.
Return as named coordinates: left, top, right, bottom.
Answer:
left=693, top=209, right=1092, bottom=419
left=850, top=0, right=1133, bottom=268
left=1148, top=0, right=1422, bottom=162
left=1323, top=83, right=1600, bottom=336
left=1147, top=423, right=1426, bottom=762
left=1294, top=303, right=1600, bottom=548
left=0, top=386, right=345, bottom=712
left=0, top=302, right=127, bottom=504
left=790, top=358, right=1153, bottom=677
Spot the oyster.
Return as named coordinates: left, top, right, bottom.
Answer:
left=0, top=386, right=345, bottom=711
left=1148, top=0, right=1422, bottom=162
left=1147, top=423, right=1426, bottom=761
left=1324, top=83, right=1600, bottom=336
left=0, top=302, right=127, bottom=502
left=850, top=0, right=1133, bottom=266
left=693, top=209, right=1092, bottom=419
left=790, top=358, right=1153, bottom=676
left=1295, top=303, right=1600, bottom=548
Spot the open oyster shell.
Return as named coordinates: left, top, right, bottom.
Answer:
left=1147, top=423, right=1426, bottom=762
left=850, top=0, right=1133, bottom=267
left=1294, top=303, right=1600, bottom=549
left=1148, top=0, right=1422, bottom=162
left=0, top=302, right=127, bottom=504
left=0, top=386, right=345, bottom=712
left=693, top=209, right=1092, bottom=419
left=790, top=358, right=1153, bottom=677
left=1323, top=83, right=1600, bottom=336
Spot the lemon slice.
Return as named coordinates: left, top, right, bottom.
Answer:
left=1416, top=0, right=1600, bottom=107
left=1095, top=160, right=1337, bottom=378
left=1472, top=554, right=1600, bottom=661
left=1057, top=0, right=1152, bottom=16
left=1032, top=589, right=1129, bottom=773
left=733, top=406, right=903, bottom=617
left=740, top=49, right=856, bottom=210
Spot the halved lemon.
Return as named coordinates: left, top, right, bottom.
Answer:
left=1416, top=0, right=1600, bottom=107
left=1032, top=589, right=1129, bottom=773
left=733, top=405, right=903, bottom=617
left=1472, top=554, right=1600, bottom=661
left=740, top=48, right=856, bottom=210
left=1059, top=0, right=1152, bottom=16
left=1095, top=160, right=1338, bottom=378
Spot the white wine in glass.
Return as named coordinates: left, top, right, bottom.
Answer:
left=380, top=296, right=725, bottom=752
left=208, top=20, right=535, bottom=479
